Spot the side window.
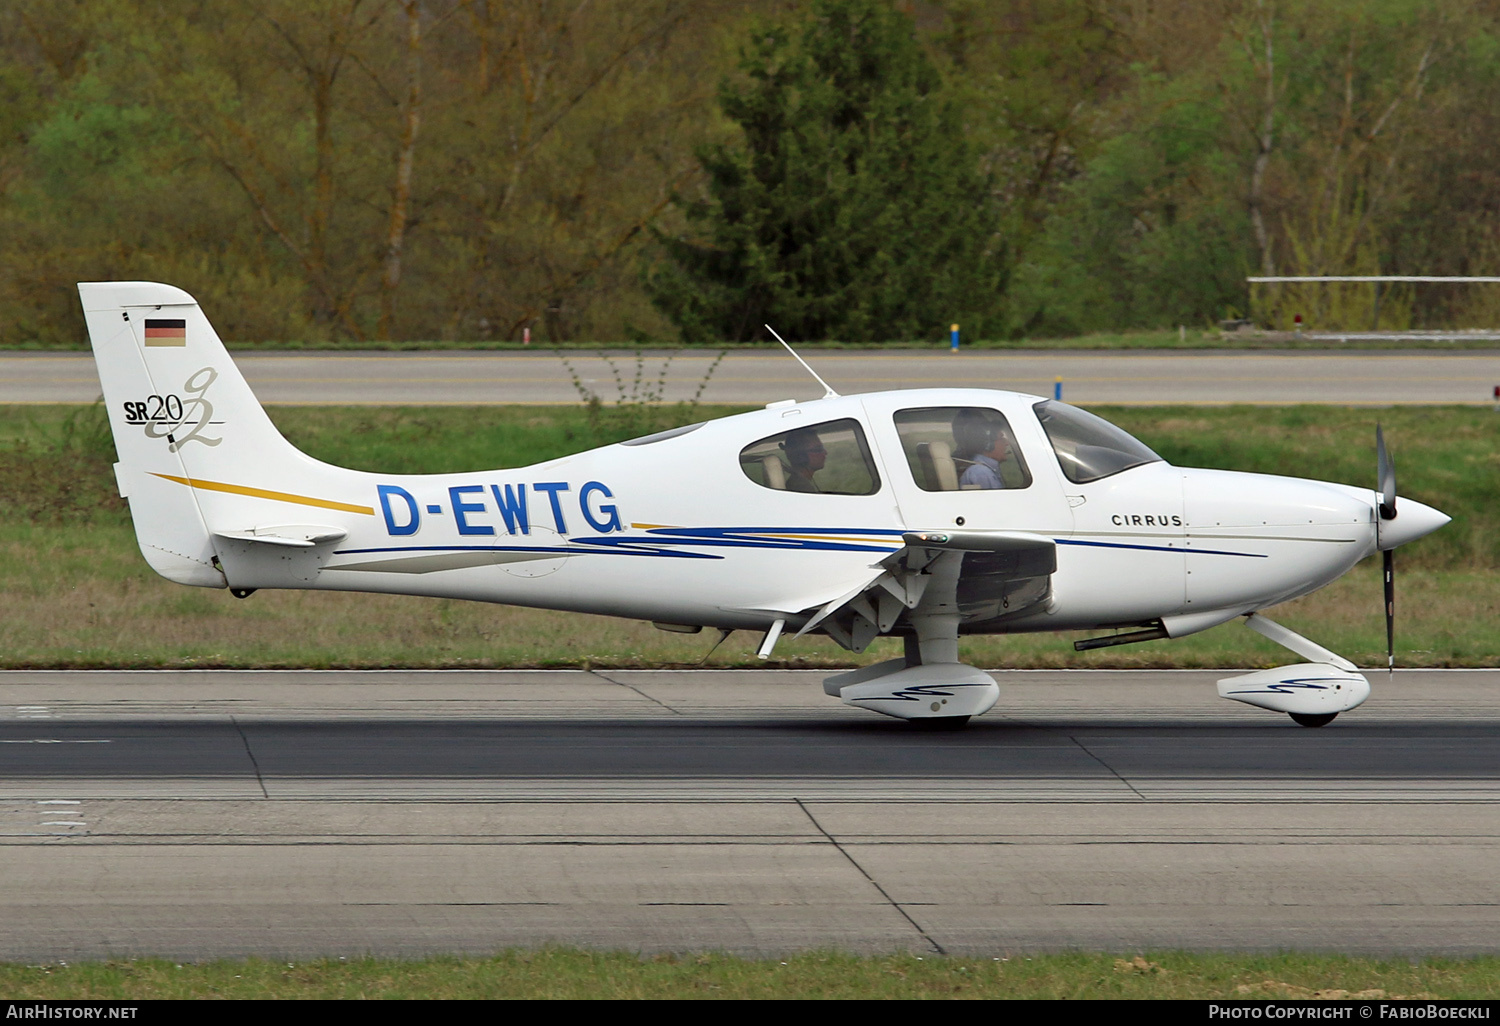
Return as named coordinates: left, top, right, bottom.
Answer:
left=739, top=418, right=880, bottom=496
left=894, top=407, right=1032, bottom=491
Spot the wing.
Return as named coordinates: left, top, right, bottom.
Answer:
left=794, top=530, right=1058, bottom=652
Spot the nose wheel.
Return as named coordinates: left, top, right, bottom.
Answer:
left=1290, top=712, right=1338, bottom=728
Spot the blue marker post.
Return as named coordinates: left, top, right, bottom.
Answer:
left=1054, top=377, right=1063, bottom=401
left=950, top=323, right=959, bottom=352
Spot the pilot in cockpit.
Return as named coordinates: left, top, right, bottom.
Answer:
left=953, top=409, right=1012, bottom=489
left=781, top=427, right=827, bottom=493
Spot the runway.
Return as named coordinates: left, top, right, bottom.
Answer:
left=2, top=669, right=1497, bottom=960
left=3, top=349, right=1498, bottom=405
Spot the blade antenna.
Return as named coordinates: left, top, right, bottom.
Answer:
left=765, top=325, right=839, bottom=399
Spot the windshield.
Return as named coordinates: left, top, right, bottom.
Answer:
left=1033, top=400, right=1162, bottom=484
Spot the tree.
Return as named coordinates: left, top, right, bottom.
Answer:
left=0, top=0, right=735, bottom=344
left=648, top=0, right=1004, bottom=343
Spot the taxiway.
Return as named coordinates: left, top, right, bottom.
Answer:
left=2, top=349, right=1497, bottom=405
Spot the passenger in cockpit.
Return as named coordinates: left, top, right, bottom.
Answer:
left=782, top=428, right=827, bottom=493
left=953, top=409, right=1012, bottom=489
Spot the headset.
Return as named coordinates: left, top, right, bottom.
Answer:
left=781, top=427, right=826, bottom=468
left=952, top=409, right=1002, bottom=457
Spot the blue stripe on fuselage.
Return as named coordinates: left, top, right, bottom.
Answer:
left=1057, top=537, right=1268, bottom=558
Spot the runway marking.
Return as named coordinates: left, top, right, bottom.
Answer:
left=35, top=799, right=85, bottom=836
left=0, top=739, right=110, bottom=744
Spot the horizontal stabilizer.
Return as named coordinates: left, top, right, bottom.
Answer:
left=212, top=526, right=349, bottom=549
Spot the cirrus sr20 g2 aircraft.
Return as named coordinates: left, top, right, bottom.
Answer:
left=80, top=282, right=1450, bottom=728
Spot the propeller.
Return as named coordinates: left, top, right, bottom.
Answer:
left=1376, top=426, right=1397, bottom=677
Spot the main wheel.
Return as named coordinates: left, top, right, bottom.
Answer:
left=1290, top=712, right=1337, bottom=728
left=910, top=716, right=971, bottom=731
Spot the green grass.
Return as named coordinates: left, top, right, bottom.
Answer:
left=1, top=951, right=1495, bottom=999
left=0, top=403, right=1489, bottom=669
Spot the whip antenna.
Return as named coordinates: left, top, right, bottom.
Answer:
left=765, top=324, right=839, bottom=399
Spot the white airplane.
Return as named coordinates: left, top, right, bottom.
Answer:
left=79, top=281, right=1450, bottom=728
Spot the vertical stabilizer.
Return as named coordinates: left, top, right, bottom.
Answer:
left=78, top=281, right=358, bottom=588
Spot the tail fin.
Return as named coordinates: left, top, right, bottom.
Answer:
left=79, top=282, right=363, bottom=588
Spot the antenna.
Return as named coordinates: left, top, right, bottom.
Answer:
left=765, top=324, right=839, bottom=399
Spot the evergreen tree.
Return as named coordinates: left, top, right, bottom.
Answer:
left=648, top=0, right=1004, bottom=343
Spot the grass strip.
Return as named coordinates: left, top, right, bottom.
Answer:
left=1, top=951, right=1496, bottom=1000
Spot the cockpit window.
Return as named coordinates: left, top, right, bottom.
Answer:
left=739, top=418, right=880, bottom=495
left=893, top=408, right=1032, bottom=491
left=1033, top=400, right=1162, bottom=483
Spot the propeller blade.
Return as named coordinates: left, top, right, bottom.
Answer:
left=1383, top=548, right=1395, bottom=679
left=1376, top=425, right=1397, bottom=520
left=1378, top=427, right=1397, bottom=678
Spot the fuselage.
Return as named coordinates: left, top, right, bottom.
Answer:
left=227, top=387, right=1411, bottom=639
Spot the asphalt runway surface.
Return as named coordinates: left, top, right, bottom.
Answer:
left=4, top=349, right=1498, bottom=405
left=2, top=668, right=1497, bottom=960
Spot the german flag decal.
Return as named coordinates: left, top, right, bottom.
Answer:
left=143, top=318, right=186, bottom=346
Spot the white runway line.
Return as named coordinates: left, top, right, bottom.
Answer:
left=35, top=799, right=86, bottom=834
